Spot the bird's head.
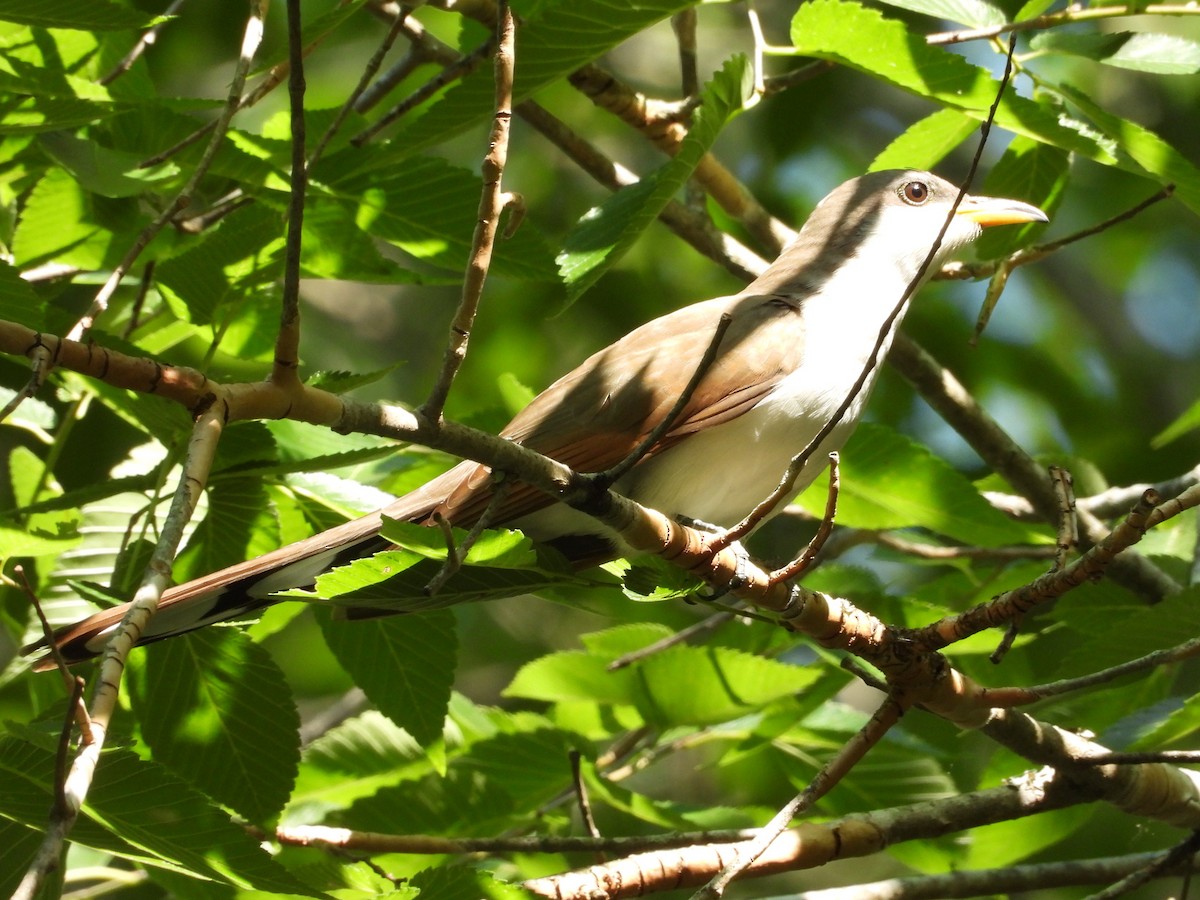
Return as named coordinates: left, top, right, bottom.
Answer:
left=809, top=169, right=1049, bottom=280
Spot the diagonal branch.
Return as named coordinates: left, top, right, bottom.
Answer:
left=14, top=402, right=227, bottom=900
left=419, top=1, right=516, bottom=422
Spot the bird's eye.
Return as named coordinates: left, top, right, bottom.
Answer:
left=900, top=180, right=930, bottom=205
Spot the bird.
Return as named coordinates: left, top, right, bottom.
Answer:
left=29, top=169, right=1047, bottom=666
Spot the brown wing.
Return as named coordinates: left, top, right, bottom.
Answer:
left=433, top=292, right=807, bottom=527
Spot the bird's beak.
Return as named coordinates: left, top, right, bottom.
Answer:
left=956, top=194, right=1049, bottom=228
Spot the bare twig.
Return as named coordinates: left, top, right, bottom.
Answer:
left=0, top=336, right=56, bottom=425
left=423, top=482, right=510, bottom=595
left=14, top=402, right=227, bottom=900
left=569, top=749, right=605, bottom=863
left=607, top=611, right=735, bottom=671
left=696, top=695, right=906, bottom=897
left=928, top=4, right=1200, bottom=45
left=672, top=8, right=699, bottom=98
left=598, top=314, right=732, bottom=487
left=275, top=0, right=308, bottom=384
left=15, top=566, right=94, bottom=743
left=309, top=7, right=411, bottom=169
left=769, top=453, right=839, bottom=584
left=352, top=37, right=494, bottom=146
left=796, top=852, right=1200, bottom=898
left=419, top=2, right=515, bottom=421
left=121, top=262, right=156, bottom=339
left=992, top=464, right=1076, bottom=663
left=892, top=335, right=1181, bottom=603
left=984, top=633, right=1200, bottom=707
left=515, top=100, right=763, bottom=279
left=920, top=486, right=1200, bottom=652
left=99, top=0, right=188, bottom=85
left=1050, top=465, right=1078, bottom=571
left=1084, top=828, right=1200, bottom=899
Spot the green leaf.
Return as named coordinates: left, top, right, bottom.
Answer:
left=155, top=204, right=284, bottom=325
left=11, top=168, right=122, bottom=268
left=0, top=726, right=314, bottom=893
left=1057, top=585, right=1200, bottom=678
left=557, top=55, right=753, bottom=306
left=506, top=649, right=641, bottom=706
left=289, top=711, right=429, bottom=819
left=288, top=524, right=592, bottom=613
left=790, top=0, right=1118, bottom=165
left=127, top=629, right=301, bottom=824
left=1031, top=31, right=1200, bottom=75
left=38, top=132, right=179, bottom=198
left=301, top=195, right=424, bottom=284
left=319, top=608, right=457, bottom=747
left=379, top=519, right=540, bottom=568
left=0, top=261, right=45, bottom=328
left=870, top=108, right=980, bottom=172
left=1059, top=83, right=1200, bottom=215
left=797, top=424, right=1041, bottom=546
left=632, top=644, right=822, bottom=727
left=320, top=153, right=560, bottom=282
left=875, top=0, right=1006, bottom=28
left=1153, top=396, right=1200, bottom=447
left=0, top=818, right=45, bottom=900
left=0, top=0, right=166, bottom=29
left=388, top=0, right=700, bottom=158
left=0, top=96, right=117, bottom=134
left=173, top=477, right=279, bottom=583
left=971, top=136, right=1065, bottom=260
left=456, top=728, right=582, bottom=810
left=410, top=866, right=532, bottom=900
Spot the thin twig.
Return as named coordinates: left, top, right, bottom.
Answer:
left=1084, top=830, right=1200, bottom=900
left=352, top=37, right=494, bottom=146
left=769, top=453, right=839, bottom=584
left=892, top=336, right=1181, bottom=602
left=121, top=262, right=156, bottom=339
left=983, top=633, right=1200, bottom=707
left=419, top=2, right=515, bottom=421
left=928, top=4, right=1200, bottom=45
left=672, top=8, right=699, bottom=98
left=53, top=676, right=86, bottom=819
left=598, top=314, right=732, bottom=487
left=569, top=749, right=605, bottom=863
left=15, top=566, right=95, bottom=743
left=0, top=337, right=56, bottom=424
left=423, top=479, right=512, bottom=596
left=607, top=611, right=735, bottom=671
left=309, top=7, right=410, bottom=169
left=14, top=402, right=227, bottom=900
left=992, top=464, right=1075, bottom=663
left=275, top=0, right=307, bottom=384
left=99, top=0, right=188, bottom=85
left=696, top=695, right=907, bottom=898
left=919, top=486, right=1200, bottom=652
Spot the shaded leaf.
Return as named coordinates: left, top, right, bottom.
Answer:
left=797, top=424, right=1042, bottom=546
left=319, top=608, right=457, bottom=748
left=557, top=55, right=753, bottom=306
left=0, top=0, right=165, bottom=29
left=0, top=726, right=314, bottom=893
left=127, top=629, right=301, bottom=824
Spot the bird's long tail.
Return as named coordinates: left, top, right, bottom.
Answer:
left=22, top=458, right=494, bottom=668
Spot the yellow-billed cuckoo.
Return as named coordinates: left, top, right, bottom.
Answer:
left=32, top=170, right=1046, bottom=665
